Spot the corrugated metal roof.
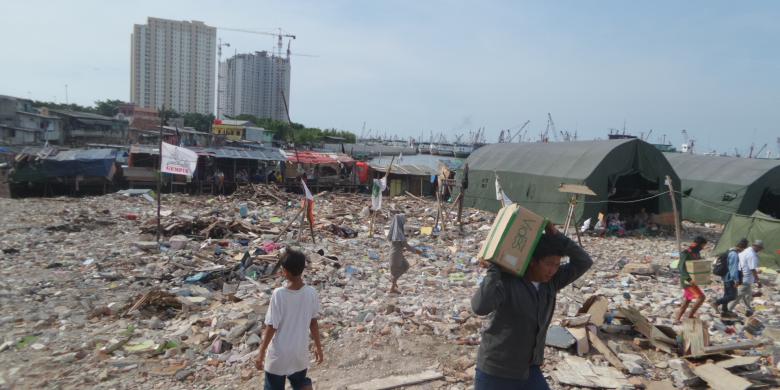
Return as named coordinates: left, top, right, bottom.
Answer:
left=369, top=162, right=435, bottom=176
left=129, top=144, right=285, bottom=161
left=284, top=150, right=354, bottom=164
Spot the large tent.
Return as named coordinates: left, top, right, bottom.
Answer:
left=714, top=211, right=780, bottom=270
left=664, top=153, right=780, bottom=224
left=460, top=139, right=681, bottom=224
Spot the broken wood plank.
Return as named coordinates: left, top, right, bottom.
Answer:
left=715, top=355, right=761, bottom=369
left=578, top=295, right=609, bottom=326
left=587, top=326, right=627, bottom=372
left=703, top=340, right=765, bottom=354
left=618, top=306, right=676, bottom=353
left=552, top=355, right=629, bottom=389
left=345, top=370, right=444, bottom=390
left=646, top=380, right=675, bottom=390
left=561, top=314, right=591, bottom=328
left=567, top=327, right=589, bottom=356
left=682, top=318, right=708, bottom=357
left=692, top=363, right=750, bottom=390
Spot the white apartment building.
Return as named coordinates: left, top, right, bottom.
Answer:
left=221, top=51, right=291, bottom=122
left=130, top=17, right=216, bottom=115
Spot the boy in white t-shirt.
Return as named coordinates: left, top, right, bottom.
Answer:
left=255, top=249, right=323, bottom=390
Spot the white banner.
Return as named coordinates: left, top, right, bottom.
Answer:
left=160, top=142, right=198, bottom=177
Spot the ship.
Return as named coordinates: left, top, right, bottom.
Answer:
left=453, top=143, right=474, bottom=158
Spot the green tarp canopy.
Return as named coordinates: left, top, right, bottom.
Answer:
left=714, top=211, right=780, bottom=270
left=459, top=139, right=681, bottom=224
left=664, top=153, right=780, bottom=224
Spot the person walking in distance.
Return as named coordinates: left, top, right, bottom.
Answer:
left=674, top=236, right=707, bottom=324
left=387, top=214, right=422, bottom=294
left=729, top=240, right=764, bottom=317
left=712, top=238, right=748, bottom=318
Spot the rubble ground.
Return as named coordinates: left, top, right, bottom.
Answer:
left=0, top=189, right=778, bottom=390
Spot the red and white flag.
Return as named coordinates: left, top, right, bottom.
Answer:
left=301, top=179, right=315, bottom=226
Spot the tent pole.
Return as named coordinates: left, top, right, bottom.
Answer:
left=156, top=105, right=164, bottom=243
left=665, top=175, right=682, bottom=254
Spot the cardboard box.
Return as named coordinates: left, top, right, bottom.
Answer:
left=685, top=259, right=712, bottom=285
left=479, top=204, right=548, bottom=276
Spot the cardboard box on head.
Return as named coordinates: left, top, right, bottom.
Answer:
left=479, top=204, right=548, bottom=276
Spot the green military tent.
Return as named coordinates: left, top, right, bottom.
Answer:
left=714, top=211, right=780, bottom=270
left=664, top=153, right=780, bottom=224
left=460, top=139, right=681, bottom=224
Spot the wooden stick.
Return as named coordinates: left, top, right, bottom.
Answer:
left=665, top=175, right=682, bottom=255
left=275, top=207, right=303, bottom=241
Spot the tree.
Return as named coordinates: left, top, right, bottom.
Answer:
left=94, top=99, right=124, bottom=117
left=183, top=112, right=215, bottom=132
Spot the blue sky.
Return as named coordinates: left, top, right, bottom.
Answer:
left=1, top=1, right=778, bottom=155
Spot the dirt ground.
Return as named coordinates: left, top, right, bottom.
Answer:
left=0, top=193, right=777, bottom=390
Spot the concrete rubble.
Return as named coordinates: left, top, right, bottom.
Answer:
left=0, top=186, right=779, bottom=389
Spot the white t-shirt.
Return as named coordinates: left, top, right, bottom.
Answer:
left=738, top=247, right=760, bottom=284
left=264, top=285, right=321, bottom=376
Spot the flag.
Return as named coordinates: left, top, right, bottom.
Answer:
left=398, top=152, right=403, bottom=164
left=495, top=175, right=512, bottom=207
left=301, top=179, right=315, bottom=226
left=160, top=142, right=197, bottom=177
left=371, top=176, right=387, bottom=211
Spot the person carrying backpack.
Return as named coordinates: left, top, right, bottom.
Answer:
left=712, top=238, right=748, bottom=318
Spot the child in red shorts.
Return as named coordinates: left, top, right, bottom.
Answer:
left=674, top=236, right=707, bottom=324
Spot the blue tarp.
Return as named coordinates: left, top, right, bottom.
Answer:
left=10, top=148, right=118, bottom=183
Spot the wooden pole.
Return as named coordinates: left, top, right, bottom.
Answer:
left=369, top=156, right=395, bottom=238
left=665, top=175, right=682, bottom=254
left=156, top=104, right=164, bottom=242
left=457, top=164, right=468, bottom=231
left=275, top=207, right=304, bottom=241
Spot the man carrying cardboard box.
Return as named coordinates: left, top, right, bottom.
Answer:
left=471, top=224, right=593, bottom=389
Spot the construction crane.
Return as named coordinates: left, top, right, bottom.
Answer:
left=754, top=143, right=768, bottom=159
left=505, top=120, right=531, bottom=143
left=217, top=27, right=296, bottom=58
left=544, top=113, right=559, bottom=142
left=734, top=148, right=741, bottom=158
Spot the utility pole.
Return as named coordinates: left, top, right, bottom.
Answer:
left=156, top=104, right=164, bottom=242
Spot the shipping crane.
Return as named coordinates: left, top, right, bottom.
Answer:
left=503, top=120, right=530, bottom=143
left=754, top=143, right=768, bottom=159
left=544, top=113, right=559, bottom=142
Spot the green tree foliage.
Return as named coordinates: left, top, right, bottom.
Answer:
left=30, top=100, right=96, bottom=113
left=94, top=99, right=124, bottom=117
left=182, top=112, right=215, bottom=132
left=231, top=114, right=356, bottom=145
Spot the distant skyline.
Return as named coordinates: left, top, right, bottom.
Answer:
left=0, top=1, right=778, bottom=155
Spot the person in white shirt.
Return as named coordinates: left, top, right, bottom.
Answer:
left=728, top=240, right=764, bottom=317
left=255, top=249, right=323, bottom=390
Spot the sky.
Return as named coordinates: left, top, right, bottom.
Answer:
left=1, top=1, right=778, bottom=155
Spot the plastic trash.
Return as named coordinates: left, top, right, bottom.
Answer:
left=239, top=203, right=248, bottom=218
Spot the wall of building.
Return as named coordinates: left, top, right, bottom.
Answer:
left=222, top=51, right=291, bottom=122
left=130, top=17, right=216, bottom=114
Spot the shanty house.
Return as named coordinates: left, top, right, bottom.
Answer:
left=664, top=153, right=780, bottom=223
left=9, top=147, right=118, bottom=196
left=461, top=139, right=681, bottom=224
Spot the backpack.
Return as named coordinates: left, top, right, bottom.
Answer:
left=712, top=251, right=729, bottom=277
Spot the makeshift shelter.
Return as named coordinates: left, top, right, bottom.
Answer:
left=9, top=147, right=118, bottom=196
left=283, top=150, right=356, bottom=190
left=460, top=139, right=681, bottom=224
left=369, top=161, right=436, bottom=197
left=664, top=153, right=780, bottom=223
left=714, top=211, right=780, bottom=270
left=126, top=145, right=285, bottom=193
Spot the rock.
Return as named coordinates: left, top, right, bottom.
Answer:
left=246, top=333, right=261, bottom=347
left=133, top=241, right=159, bottom=251
left=168, top=235, right=189, bottom=251
left=240, top=368, right=254, bottom=381
left=175, top=369, right=194, bottom=381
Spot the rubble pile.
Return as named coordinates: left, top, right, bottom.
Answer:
left=0, top=188, right=778, bottom=389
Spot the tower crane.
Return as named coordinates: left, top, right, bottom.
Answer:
left=217, top=27, right=296, bottom=58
